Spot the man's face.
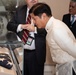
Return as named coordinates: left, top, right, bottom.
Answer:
left=26, top=0, right=38, bottom=8
left=69, top=1, right=76, bottom=15
left=31, top=13, right=46, bottom=28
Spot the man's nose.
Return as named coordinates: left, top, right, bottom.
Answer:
left=69, top=6, right=72, bottom=9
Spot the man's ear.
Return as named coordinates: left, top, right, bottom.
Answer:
left=41, top=13, right=46, bottom=19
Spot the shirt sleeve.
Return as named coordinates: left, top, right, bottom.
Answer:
left=53, top=28, right=76, bottom=58
left=17, top=24, right=23, bottom=32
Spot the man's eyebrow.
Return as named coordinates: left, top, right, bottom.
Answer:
left=71, top=5, right=75, bottom=7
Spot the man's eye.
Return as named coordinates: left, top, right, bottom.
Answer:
left=72, top=6, right=75, bottom=8
left=70, top=5, right=75, bottom=8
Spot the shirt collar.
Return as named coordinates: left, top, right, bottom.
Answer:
left=45, top=16, right=54, bottom=32
left=71, top=14, right=76, bottom=17
left=71, top=14, right=76, bottom=21
left=26, top=8, right=30, bottom=20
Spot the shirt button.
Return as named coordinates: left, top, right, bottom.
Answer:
left=70, top=26, right=72, bottom=28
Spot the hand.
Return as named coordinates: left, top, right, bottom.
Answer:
left=21, top=24, right=35, bottom=32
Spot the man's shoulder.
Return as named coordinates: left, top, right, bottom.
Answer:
left=63, top=13, right=70, bottom=17
left=17, top=5, right=27, bottom=11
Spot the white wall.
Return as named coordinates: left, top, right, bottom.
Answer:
left=39, top=0, right=70, bottom=20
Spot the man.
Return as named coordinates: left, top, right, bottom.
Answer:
left=7, top=0, right=46, bottom=75
left=62, top=0, right=76, bottom=38
left=29, top=3, right=76, bottom=75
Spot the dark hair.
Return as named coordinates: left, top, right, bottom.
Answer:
left=71, top=0, right=76, bottom=2
left=29, top=3, right=52, bottom=17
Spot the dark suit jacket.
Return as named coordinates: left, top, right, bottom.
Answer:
left=62, top=14, right=76, bottom=38
left=7, top=5, right=46, bottom=65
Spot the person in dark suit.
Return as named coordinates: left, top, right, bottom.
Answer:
left=62, top=0, right=76, bottom=38
left=62, top=0, right=76, bottom=74
left=7, top=0, right=46, bottom=75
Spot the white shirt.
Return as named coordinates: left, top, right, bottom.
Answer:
left=45, top=16, right=76, bottom=64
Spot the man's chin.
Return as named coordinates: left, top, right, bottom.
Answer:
left=69, top=11, right=74, bottom=15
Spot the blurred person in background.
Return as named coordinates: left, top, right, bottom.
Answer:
left=62, top=0, right=76, bottom=38
left=7, top=0, right=46, bottom=75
